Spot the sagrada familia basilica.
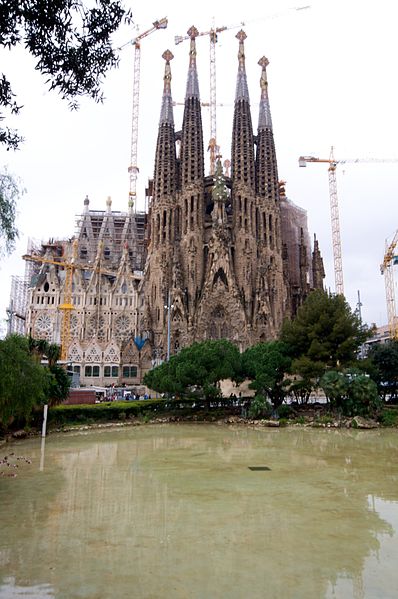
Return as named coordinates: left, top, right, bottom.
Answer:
left=20, top=28, right=325, bottom=388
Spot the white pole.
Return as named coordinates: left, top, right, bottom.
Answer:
left=41, top=404, right=48, bottom=437
left=167, top=289, right=171, bottom=361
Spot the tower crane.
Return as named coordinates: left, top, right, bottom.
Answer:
left=299, top=148, right=398, bottom=296
left=23, top=243, right=142, bottom=361
left=128, top=17, right=168, bottom=208
left=380, top=230, right=398, bottom=340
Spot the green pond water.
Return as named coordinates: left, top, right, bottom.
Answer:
left=0, top=424, right=398, bottom=599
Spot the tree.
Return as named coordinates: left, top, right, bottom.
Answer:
left=280, top=290, right=371, bottom=372
left=367, top=340, right=398, bottom=401
left=1, top=0, right=132, bottom=149
left=144, top=339, right=242, bottom=406
left=320, top=369, right=381, bottom=417
left=28, top=336, right=70, bottom=404
left=241, top=341, right=291, bottom=408
left=0, top=168, right=21, bottom=255
left=0, top=334, right=49, bottom=428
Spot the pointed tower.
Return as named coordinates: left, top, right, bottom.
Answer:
left=143, top=50, right=180, bottom=359
left=231, top=30, right=257, bottom=318
left=253, top=56, right=286, bottom=333
left=312, top=234, right=325, bottom=290
left=256, top=57, right=279, bottom=203
left=178, top=26, right=205, bottom=319
left=180, top=26, right=205, bottom=187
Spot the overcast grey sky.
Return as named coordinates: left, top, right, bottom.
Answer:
left=1, top=0, right=397, bottom=335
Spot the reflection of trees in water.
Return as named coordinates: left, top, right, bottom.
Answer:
left=0, top=427, right=397, bottom=598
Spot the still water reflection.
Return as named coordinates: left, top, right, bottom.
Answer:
left=1, top=425, right=397, bottom=598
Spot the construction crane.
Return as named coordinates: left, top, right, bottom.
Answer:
left=128, top=17, right=168, bottom=208
left=299, top=148, right=398, bottom=296
left=380, top=230, right=398, bottom=339
left=299, top=147, right=344, bottom=295
left=23, top=242, right=142, bottom=361
left=176, top=7, right=310, bottom=176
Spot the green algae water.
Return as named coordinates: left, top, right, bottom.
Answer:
left=1, top=425, right=398, bottom=599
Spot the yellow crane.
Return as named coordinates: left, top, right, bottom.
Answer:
left=299, top=148, right=398, bottom=296
left=380, top=230, right=398, bottom=340
left=23, top=241, right=142, bottom=361
left=127, top=17, right=168, bottom=208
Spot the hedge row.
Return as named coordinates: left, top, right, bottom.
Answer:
left=46, top=397, right=241, bottom=427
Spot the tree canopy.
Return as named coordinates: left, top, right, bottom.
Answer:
left=0, top=334, right=49, bottom=427
left=144, top=339, right=242, bottom=402
left=367, top=340, right=398, bottom=401
left=1, top=0, right=132, bottom=149
left=0, top=334, right=70, bottom=429
left=0, top=168, right=21, bottom=255
left=241, top=341, right=291, bottom=407
left=280, top=290, right=371, bottom=371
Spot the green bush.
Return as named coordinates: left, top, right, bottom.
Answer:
left=277, top=404, right=294, bottom=419
left=379, top=409, right=398, bottom=427
left=47, top=400, right=165, bottom=427
left=248, top=395, right=273, bottom=419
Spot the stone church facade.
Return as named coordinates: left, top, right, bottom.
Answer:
left=23, top=28, right=324, bottom=387
left=142, top=29, right=324, bottom=363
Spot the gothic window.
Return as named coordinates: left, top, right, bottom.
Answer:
left=68, top=343, right=82, bottom=363
left=86, top=315, right=106, bottom=341
left=122, top=365, right=138, bottom=378
left=114, top=314, right=131, bottom=343
left=70, top=314, right=79, bottom=339
left=104, top=365, right=119, bottom=377
left=80, top=246, right=88, bottom=260
left=34, top=313, right=53, bottom=341
left=121, top=282, right=127, bottom=294
left=84, top=365, right=100, bottom=377
left=104, top=345, right=119, bottom=363
left=104, top=247, right=111, bottom=260
left=85, top=344, right=101, bottom=363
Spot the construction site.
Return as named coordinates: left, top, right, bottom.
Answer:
left=5, top=16, right=398, bottom=388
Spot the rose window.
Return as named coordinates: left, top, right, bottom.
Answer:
left=34, top=313, right=53, bottom=341
left=115, top=314, right=131, bottom=342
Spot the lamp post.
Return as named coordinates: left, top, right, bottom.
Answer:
left=165, top=289, right=172, bottom=361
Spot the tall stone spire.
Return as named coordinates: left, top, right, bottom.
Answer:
left=153, top=50, right=177, bottom=200
left=235, top=29, right=250, bottom=101
left=185, top=26, right=200, bottom=99
left=159, top=49, right=174, bottom=126
left=312, top=234, right=325, bottom=289
left=258, top=56, right=272, bottom=130
left=180, top=26, right=204, bottom=186
left=231, top=30, right=255, bottom=188
left=255, top=56, right=279, bottom=201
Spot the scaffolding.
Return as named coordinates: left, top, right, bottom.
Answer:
left=75, top=208, right=147, bottom=273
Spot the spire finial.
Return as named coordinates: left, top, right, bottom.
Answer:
left=188, top=26, right=199, bottom=66
left=185, top=26, right=200, bottom=99
left=159, top=49, right=174, bottom=125
left=236, top=29, right=247, bottom=67
left=258, top=56, right=269, bottom=90
left=257, top=56, right=272, bottom=130
left=162, top=49, right=173, bottom=92
left=234, top=30, right=249, bottom=101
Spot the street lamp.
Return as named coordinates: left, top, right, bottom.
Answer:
left=164, top=290, right=173, bottom=361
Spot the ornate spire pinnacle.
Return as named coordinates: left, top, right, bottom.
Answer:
left=185, top=26, right=200, bottom=99
left=235, top=30, right=250, bottom=102
left=258, top=56, right=273, bottom=130
left=159, top=49, right=174, bottom=125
